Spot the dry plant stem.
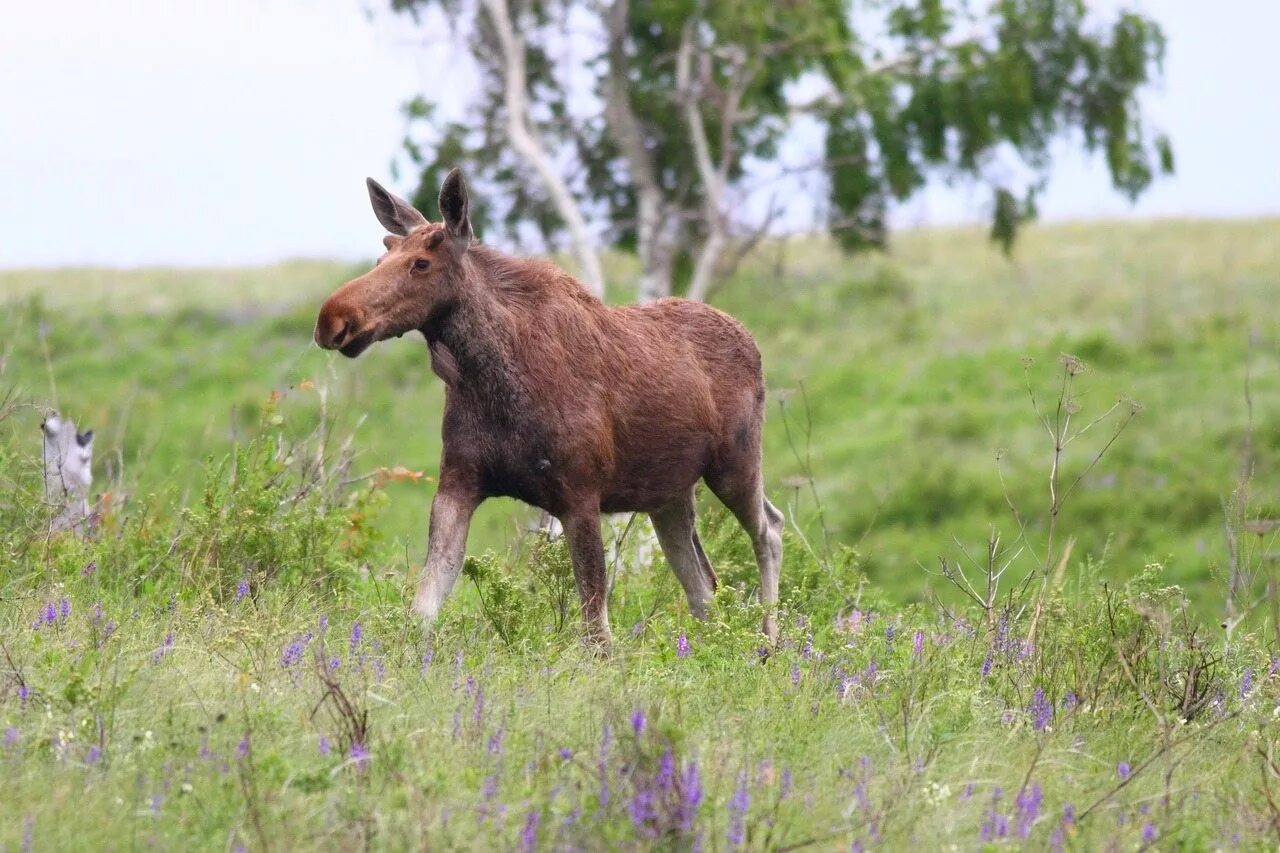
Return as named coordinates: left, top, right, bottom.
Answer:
left=1024, top=359, right=1136, bottom=647
left=778, top=383, right=832, bottom=563
left=1076, top=710, right=1239, bottom=823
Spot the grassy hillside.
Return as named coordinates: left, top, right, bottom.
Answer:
left=2, top=219, right=1279, bottom=849
left=2, top=219, right=1276, bottom=608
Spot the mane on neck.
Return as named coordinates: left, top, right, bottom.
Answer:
left=464, top=244, right=601, bottom=309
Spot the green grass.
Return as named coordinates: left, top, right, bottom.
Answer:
left=1, top=218, right=1279, bottom=848
left=3, top=218, right=1276, bottom=605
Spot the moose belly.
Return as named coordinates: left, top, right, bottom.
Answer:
left=599, top=432, right=712, bottom=513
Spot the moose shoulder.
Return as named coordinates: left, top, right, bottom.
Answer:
left=315, top=169, right=782, bottom=646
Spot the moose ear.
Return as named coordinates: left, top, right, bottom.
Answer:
left=438, top=168, right=473, bottom=249
left=366, top=178, right=427, bottom=236
left=76, top=430, right=94, bottom=448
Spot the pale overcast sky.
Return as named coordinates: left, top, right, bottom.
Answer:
left=0, top=0, right=1276, bottom=268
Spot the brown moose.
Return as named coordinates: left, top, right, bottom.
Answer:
left=314, top=170, right=783, bottom=645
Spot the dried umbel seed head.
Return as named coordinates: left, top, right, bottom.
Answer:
left=1058, top=353, right=1087, bottom=376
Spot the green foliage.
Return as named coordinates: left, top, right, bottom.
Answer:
left=2, top=474, right=1277, bottom=848
left=389, top=0, right=1170, bottom=280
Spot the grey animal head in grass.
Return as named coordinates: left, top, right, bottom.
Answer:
left=41, top=413, right=93, bottom=532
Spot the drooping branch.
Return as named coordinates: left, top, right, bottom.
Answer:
left=479, top=0, right=606, bottom=297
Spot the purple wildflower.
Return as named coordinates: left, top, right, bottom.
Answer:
left=1062, top=803, right=1076, bottom=825
left=1271, top=656, right=1279, bottom=677
left=519, top=809, right=540, bottom=852
left=630, top=784, right=656, bottom=836
left=329, top=655, right=340, bottom=671
left=558, top=747, right=573, bottom=761
left=43, top=602, right=57, bottom=625
left=281, top=636, right=307, bottom=669
left=350, top=741, right=369, bottom=769
left=657, top=748, right=676, bottom=790
left=3, top=726, right=18, bottom=748
left=18, top=684, right=29, bottom=704
left=1240, top=667, right=1254, bottom=698
left=1142, top=822, right=1157, bottom=843
left=676, top=631, right=690, bottom=658
left=319, top=736, right=331, bottom=756
left=863, top=660, right=878, bottom=688
left=980, top=653, right=993, bottom=677
left=82, top=561, right=97, bottom=577
left=236, top=734, right=250, bottom=761
left=885, top=624, right=895, bottom=642
left=1062, top=690, right=1079, bottom=711
left=1029, top=688, right=1053, bottom=731
left=791, top=664, right=801, bottom=686
left=631, top=709, right=646, bottom=736
left=151, top=632, right=174, bottom=664
left=1015, top=784, right=1042, bottom=838
left=488, top=726, right=505, bottom=755
left=1118, top=761, right=1131, bottom=780
left=980, top=787, right=1006, bottom=842
left=727, top=772, right=750, bottom=848
left=235, top=580, right=250, bottom=601
left=421, top=649, right=434, bottom=676
left=483, top=774, right=498, bottom=801
left=60, top=598, right=71, bottom=618
left=372, top=657, right=386, bottom=682
left=912, top=629, right=924, bottom=657
left=349, top=622, right=363, bottom=654
left=86, top=745, right=101, bottom=765
left=679, top=762, right=703, bottom=831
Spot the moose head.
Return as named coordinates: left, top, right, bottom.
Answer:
left=314, top=170, right=474, bottom=358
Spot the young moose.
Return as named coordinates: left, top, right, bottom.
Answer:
left=314, top=170, right=783, bottom=644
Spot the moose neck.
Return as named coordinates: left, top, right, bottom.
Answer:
left=425, top=259, right=529, bottom=421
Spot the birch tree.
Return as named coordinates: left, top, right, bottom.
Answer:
left=389, top=0, right=1171, bottom=301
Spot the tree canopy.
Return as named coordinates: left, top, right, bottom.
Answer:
left=388, top=0, right=1171, bottom=299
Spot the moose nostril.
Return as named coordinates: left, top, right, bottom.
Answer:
left=332, top=319, right=352, bottom=347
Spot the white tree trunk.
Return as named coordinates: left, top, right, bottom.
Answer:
left=481, top=0, right=606, bottom=298
left=603, top=0, right=674, bottom=301
left=677, top=21, right=734, bottom=303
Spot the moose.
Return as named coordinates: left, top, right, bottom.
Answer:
left=314, top=170, right=783, bottom=645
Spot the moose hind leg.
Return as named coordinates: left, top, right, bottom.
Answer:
left=649, top=491, right=718, bottom=618
left=705, top=463, right=784, bottom=642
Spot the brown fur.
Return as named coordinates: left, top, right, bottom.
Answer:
left=315, top=171, right=782, bottom=644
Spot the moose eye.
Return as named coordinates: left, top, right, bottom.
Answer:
left=413, top=259, right=431, bottom=272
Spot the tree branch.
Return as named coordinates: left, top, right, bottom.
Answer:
left=479, top=0, right=605, bottom=296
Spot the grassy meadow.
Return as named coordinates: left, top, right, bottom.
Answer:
left=1, top=218, right=1279, bottom=849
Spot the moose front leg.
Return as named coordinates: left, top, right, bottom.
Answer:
left=560, top=508, right=613, bottom=649
left=412, top=483, right=480, bottom=627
